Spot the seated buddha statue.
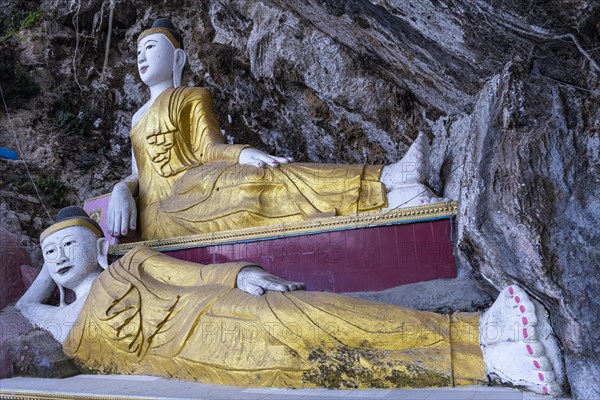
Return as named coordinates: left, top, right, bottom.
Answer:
left=108, top=18, right=449, bottom=241
left=16, top=207, right=562, bottom=394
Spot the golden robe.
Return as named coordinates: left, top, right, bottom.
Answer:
left=64, top=247, right=486, bottom=388
left=132, top=87, right=387, bottom=240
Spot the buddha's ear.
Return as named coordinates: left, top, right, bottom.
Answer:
left=173, top=48, right=187, bottom=88
left=96, top=237, right=109, bottom=270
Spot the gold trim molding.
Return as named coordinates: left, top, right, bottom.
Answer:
left=0, top=391, right=134, bottom=400
left=110, top=201, right=458, bottom=255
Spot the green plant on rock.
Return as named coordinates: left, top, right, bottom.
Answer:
left=1, top=7, right=47, bottom=45
left=58, top=111, right=89, bottom=136
left=19, top=9, right=43, bottom=31
left=34, top=176, right=65, bottom=206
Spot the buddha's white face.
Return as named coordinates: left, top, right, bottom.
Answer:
left=137, top=33, right=175, bottom=87
left=42, top=226, right=100, bottom=290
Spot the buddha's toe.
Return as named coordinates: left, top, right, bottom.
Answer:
left=481, top=285, right=564, bottom=396
left=484, top=341, right=559, bottom=395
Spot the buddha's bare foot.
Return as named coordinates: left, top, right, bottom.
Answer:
left=480, top=285, right=564, bottom=396
left=381, top=132, right=430, bottom=190
left=384, top=184, right=450, bottom=209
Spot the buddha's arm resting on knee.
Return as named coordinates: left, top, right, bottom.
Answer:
left=108, top=150, right=139, bottom=236
left=15, top=263, right=59, bottom=327
left=177, top=89, right=248, bottom=163
left=146, top=256, right=304, bottom=295
left=138, top=250, right=252, bottom=288
left=139, top=249, right=304, bottom=296
left=180, top=89, right=292, bottom=167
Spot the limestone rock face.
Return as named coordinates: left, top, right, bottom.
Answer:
left=0, top=306, right=81, bottom=378
left=6, top=329, right=82, bottom=378
left=0, top=306, right=33, bottom=378
left=455, top=62, right=600, bottom=399
left=0, top=0, right=598, bottom=396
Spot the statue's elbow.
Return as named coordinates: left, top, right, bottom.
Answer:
left=15, top=297, right=27, bottom=311
left=15, top=293, right=40, bottom=312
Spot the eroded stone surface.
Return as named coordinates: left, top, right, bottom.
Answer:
left=347, top=274, right=492, bottom=315
left=6, top=329, right=82, bottom=378
left=0, top=306, right=82, bottom=379
left=0, top=306, right=33, bottom=378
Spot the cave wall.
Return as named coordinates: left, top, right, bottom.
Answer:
left=0, top=0, right=598, bottom=397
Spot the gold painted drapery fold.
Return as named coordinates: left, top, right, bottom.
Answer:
left=132, top=87, right=387, bottom=240
left=64, top=247, right=486, bottom=388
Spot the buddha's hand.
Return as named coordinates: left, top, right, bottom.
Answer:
left=108, top=182, right=137, bottom=237
left=239, top=148, right=293, bottom=168
left=237, top=266, right=305, bottom=296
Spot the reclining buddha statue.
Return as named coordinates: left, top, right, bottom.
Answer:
left=16, top=207, right=563, bottom=394
left=107, top=18, right=448, bottom=241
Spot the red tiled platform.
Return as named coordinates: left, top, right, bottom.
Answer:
left=86, top=194, right=457, bottom=293
left=162, top=219, right=456, bottom=292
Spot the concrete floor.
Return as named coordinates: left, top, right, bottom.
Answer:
left=0, top=374, right=563, bottom=400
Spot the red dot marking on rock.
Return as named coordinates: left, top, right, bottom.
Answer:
left=526, top=344, right=533, bottom=355
left=515, top=296, right=521, bottom=303
left=509, top=287, right=514, bottom=295
left=543, top=387, right=549, bottom=394
left=519, top=305, right=526, bottom=313
left=523, top=328, right=529, bottom=339
left=538, top=373, right=545, bottom=382
left=522, top=316, right=528, bottom=325
left=534, top=360, right=541, bottom=369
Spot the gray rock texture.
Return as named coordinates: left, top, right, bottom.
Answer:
left=5, top=329, right=82, bottom=378
left=347, top=274, right=493, bottom=315
left=0, top=306, right=82, bottom=379
left=0, top=0, right=598, bottom=397
left=0, top=305, right=33, bottom=378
